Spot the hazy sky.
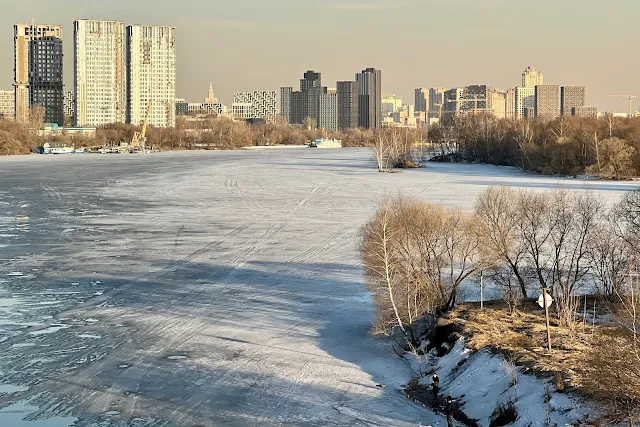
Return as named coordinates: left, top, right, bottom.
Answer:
left=1, top=0, right=639, bottom=112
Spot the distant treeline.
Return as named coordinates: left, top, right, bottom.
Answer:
left=0, top=116, right=388, bottom=155
left=429, top=115, right=640, bottom=179
left=3, top=114, right=640, bottom=180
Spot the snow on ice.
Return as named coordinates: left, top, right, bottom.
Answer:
left=0, top=149, right=636, bottom=426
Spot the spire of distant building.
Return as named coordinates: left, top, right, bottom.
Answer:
left=205, top=82, right=217, bottom=103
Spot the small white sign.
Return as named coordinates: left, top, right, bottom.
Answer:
left=537, top=292, right=554, bottom=308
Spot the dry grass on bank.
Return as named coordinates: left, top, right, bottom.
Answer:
left=448, top=300, right=640, bottom=422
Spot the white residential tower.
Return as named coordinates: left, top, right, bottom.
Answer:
left=74, top=20, right=126, bottom=126
left=127, top=25, right=176, bottom=127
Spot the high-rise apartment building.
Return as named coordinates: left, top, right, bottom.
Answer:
left=444, top=86, right=493, bottom=116
left=560, top=86, right=586, bottom=116
left=381, top=94, right=402, bottom=116
left=443, top=88, right=464, bottom=114
left=535, top=85, right=561, bottom=119
left=74, top=20, right=126, bottom=126
left=505, top=88, right=516, bottom=119
left=280, top=87, right=292, bottom=123
left=283, top=70, right=328, bottom=126
left=428, top=88, right=446, bottom=114
left=522, top=66, right=543, bottom=88
left=337, top=81, right=358, bottom=130
left=319, top=92, right=338, bottom=131
left=0, top=90, right=15, bottom=120
left=515, top=87, right=535, bottom=119
left=356, top=68, right=381, bottom=130
left=63, top=90, right=74, bottom=124
left=572, top=106, right=597, bottom=118
left=127, top=25, right=176, bottom=127
left=415, top=88, right=429, bottom=112
left=14, top=23, right=64, bottom=125
left=491, top=90, right=507, bottom=119
left=232, top=90, right=277, bottom=123
left=460, top=85, right=492, bottom=113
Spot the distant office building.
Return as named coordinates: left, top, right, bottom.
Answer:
left=522, top=66, right=544, bottom=88
left=280, top=87, right=292, bottom=123
left=205, top=83, right=217, bottom=104
left=127, top=25, right=176, bottom=127
left=356, top=68, right=382, bottom=129
left=560, top=86, right=586, bottom=116
left=415, top=88, right=429, bottom=112
left=535, top=85, right=561, bottom=119
left=382, top=93, right=403, bottom=116
left=319, top=92, right=338, bottom=131
left=74, top=20, right=127, bottom=126
left=505, top=88, right=516, bottom=119
left=515, top=87, right=535, bottom=119
left=232, top=90, right=277, bottom=123
left=14, top=23, right=64, bottom=125
left=428, top=88, right=446, bottom=114
left=337, top=81, right=358, bottom=130
left=63, top=90, right=74, bottom=124
left=0, top=90, right=15, bottom=120
left=492, top=90, right=507, bottom=119
left=572, top=106, right=597, bottom=118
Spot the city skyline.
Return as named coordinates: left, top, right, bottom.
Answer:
left=1, top=1, right=638, bottom=113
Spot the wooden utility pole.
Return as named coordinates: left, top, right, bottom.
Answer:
left=542, top=287, right=552, bottom=353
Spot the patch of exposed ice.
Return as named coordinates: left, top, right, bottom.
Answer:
left=35, top=291, right=80, bottom=295
left=0, top=400, right=77, bottom=426
left=7, top=272, right=24, bottom=276
left=84, top=318, right=99, bottom=323
left=28, top=324, right=70, bottom=336
left=11, top=342, right=36, bottom=348
left=32, top=301, right=61, bottom=306
left=0, top=384, right=29, bottom=394
left=105, top=411, right=120, bottom=416
left=167, top=355, right=188, bottom=360
left=77, top=333, right=101, bottom=339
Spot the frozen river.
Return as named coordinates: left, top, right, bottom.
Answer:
left=0, top=148, right=637, bottom=426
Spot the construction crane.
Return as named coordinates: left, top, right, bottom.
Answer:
left=131, top=100, right=152, bottom=152
left=608, top=94, right=637, bottom=117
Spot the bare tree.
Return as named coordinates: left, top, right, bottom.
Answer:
left=548, top=191, right=602, bottom=327
left=372, top=130, right=392, bottom=171
left=440, top=210, right=485, bottom=309
left=476, top=187, right=530, bottom=299
left=29, top=104, right=45, bottom=131
left=488, top=266, right=523, bottom=314
left=361, top=199, right=407, bottom=335
left=588, top=223, right=629, bottom=297
left=613, top=190, right=640, bottom=256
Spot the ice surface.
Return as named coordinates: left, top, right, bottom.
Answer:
left=76, top=333, right=101, bottom=339
left=0, top=401, right=77, bottom=427
left=0, top=149, right=634, bottom=426
left=0, top=384, right=29, bottom=393
left=28, top=324, right=70, bottom=336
